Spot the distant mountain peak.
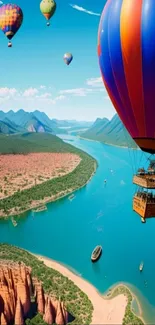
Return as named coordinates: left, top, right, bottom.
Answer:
left=82, top=114, right=137, bottom=148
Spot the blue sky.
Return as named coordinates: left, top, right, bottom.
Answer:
left=0, top=0, right=115, bottom=121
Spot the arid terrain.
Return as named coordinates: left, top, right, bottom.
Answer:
left=0, top=153, right=81, bottom=199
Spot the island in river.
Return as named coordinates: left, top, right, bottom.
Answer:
left=0, top=133, right=96, bottom=218
left=0, top=244, right=144, bottom=325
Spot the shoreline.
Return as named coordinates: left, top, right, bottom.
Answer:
left=0, top=161, right=97, bottom=219
left=79, top=136, right=139, bottom=150
left=106, top=282, right=143, bottom=316
left=33, top=253, right=144, bottom=325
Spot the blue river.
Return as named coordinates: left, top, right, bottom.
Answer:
left=0, top=134, right=155, bottom=323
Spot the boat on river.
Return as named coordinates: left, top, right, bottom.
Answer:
left=139, top=261, right=144, bottom=272
left=11, top=218, right=17, bottom=227
left=32, top=205, right=47, bottom=212
left=68, top=194, right=75, bottom=201
left=91, top=245, right=102, bottom=262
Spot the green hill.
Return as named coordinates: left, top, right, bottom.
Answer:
left=82, top=114, right=137, bottom=148
left=0, top=132, right=78, bottom=154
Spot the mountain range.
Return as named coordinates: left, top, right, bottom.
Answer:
left=0, top=110, right=93, bottom=135
left=81, top=114, right=137, bottom=148
left=0, top=109, right=137, bottom=148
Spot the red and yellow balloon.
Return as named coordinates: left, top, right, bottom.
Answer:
left=0, top=3, right=23, bottom=47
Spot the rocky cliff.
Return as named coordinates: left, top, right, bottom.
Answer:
left=0, top=261, right=68, bottom=325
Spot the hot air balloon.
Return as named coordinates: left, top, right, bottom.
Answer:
left=0, top=3, right=23, bottom=47
left=98, top=0, right=155, bottom=223
left=63, top=53, right=73, bottom=66
left=40, top=0, right=56, bottom=26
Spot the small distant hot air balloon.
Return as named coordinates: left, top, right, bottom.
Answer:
left=0, top=3, right=23, bottom=47
left=40, top=0, right=56, bottom=26
left=63, top=53, right=73, bottom=66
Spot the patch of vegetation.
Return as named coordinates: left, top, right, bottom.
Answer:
left=109, top=285, right=144, bottom=325
left=0, top=133, right=79, bottom=154
left=0, top=133, right=97, bottom=216
left=0, top=244, right=93, bottom=324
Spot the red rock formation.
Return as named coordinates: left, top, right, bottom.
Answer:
left=0, top=281, right=13, bottom=323
left=16, top=277, right=30, bottom=316
left=27, top=271, right=33, bottom=296
left=14, top=297, right=24, bottom=325
left=0, top=262, right=31, bottom=323
left=51, top=298, right=58, bottom=317
left=35, top=281, right=45, bottom=314
left=61, top=301, right=68, bottom=324
left=43, top=297, right=54, bottom=324
left=55, top=300, right=65, bottom=325
left=0, top=261, right=69, bottom=325
left=1, top=312, right=7, bottom=325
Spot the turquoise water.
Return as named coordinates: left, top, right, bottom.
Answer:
left=1, top=135, right=155, bottom=323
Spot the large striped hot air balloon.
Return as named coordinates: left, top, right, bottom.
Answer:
left=0, top=3, right=23, bottom=47
left=98, top=0, right=155, bottom=222
left=98, top=0, right=155, bottom=154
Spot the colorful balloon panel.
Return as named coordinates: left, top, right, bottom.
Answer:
left=98, top=0, right=155, bottom=154
left=0, top=3, right=23, bottom=40
left=63, top=53, right=73, bottom=65
left=40, top=0, right=56, bottom=21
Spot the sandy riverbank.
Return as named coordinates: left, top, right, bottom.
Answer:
left=34, top=254, right=128, bottom=324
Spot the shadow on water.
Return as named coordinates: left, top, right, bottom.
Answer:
left=91, top=260, right=102, bottom=276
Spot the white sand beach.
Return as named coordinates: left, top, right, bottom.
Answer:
left=35, top=254, right=128, bottom=324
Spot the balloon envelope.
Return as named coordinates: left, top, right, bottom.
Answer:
left=98, top=0, right=155, bottom=154
left=40, top=0, right=56, bottom=21
left=0, top=3, right=23, bottom=40
left=63, top=53, right=73, bottom=65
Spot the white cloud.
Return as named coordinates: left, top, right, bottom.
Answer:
left=55, top=95, right=65, bottom=101
left=23, top=88, right=38, bottom=97
left=59, top=78, right=106, bottom=98
left=69, top=4, right=100, bottom=16
left=40, top=85, right=46, bottom=89
left=60, top=88, right=93, bottom=97
left=0, top=87, right=17, bottom=97
left=51, top=95, right=66, bottom=105
left=37, top=92, right=51, bottom=99
left=86, top=77, right=103, bottom=87
left=0, top=85, right=67, bottom=108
